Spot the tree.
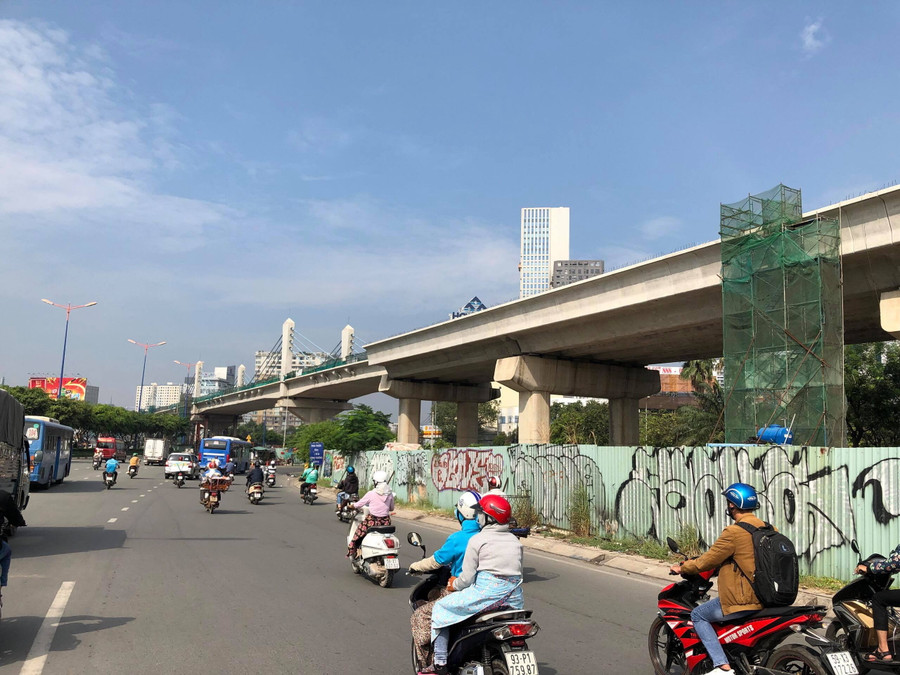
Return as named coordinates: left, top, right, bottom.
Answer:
left=845, top=342, right=900, bottom=446
left=431, top=400, right=501, bottom=446
left=549, top=401, right=609, bottom=445
left=286, top=420, right=342, bottom=462
left=674, top=381, right=724, bottom=445
left=336, top=405, right=394, bottom=455
left=681, top=359, right=719, bottom=390
left=640, top=410, right=681, bottom=447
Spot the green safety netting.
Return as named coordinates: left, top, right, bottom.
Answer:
left=720, top=185, right=844, bottom=446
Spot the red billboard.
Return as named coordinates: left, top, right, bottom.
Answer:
left=29, top=377, right=88, bottom=401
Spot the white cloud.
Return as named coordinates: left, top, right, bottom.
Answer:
left=800, top=19, right=828, bottom=56
left=638, top=215, right=682, bottom=241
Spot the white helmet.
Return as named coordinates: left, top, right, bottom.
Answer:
left=455, top=490, right=482, bottom=523
left=372, top=470, right=388, bottom=484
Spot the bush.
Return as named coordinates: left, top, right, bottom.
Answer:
left=512, top=490, right=540, bottom=529
left=568, top=483, right=592, bottom=537
left=671, top=523, right=703, bottom=558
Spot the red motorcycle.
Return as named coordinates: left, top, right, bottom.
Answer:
left=649, top=537, right=857, bottom=675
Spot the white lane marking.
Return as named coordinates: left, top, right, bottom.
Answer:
left=121, top=507, right=129, bottom=512
left=131, top=500, right=139, bottom=503
left=140, top=494, right=146, bottom=497
left=82, top=477, right=88, bottom=480
left=107, top=518, right=117, bottom=523
left=20, top=580, right=75, bottom=675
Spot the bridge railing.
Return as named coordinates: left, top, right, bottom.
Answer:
left=193, top=352, right=368, bottom=405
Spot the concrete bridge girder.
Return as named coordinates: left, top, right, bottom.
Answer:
left=277, top=398, right=353, bottom=424
left=494, top=355, right=660, bottom=445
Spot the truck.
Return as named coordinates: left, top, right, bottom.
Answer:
left=143, top=438, right=171, bottom=466
left=95, top=436, right=126, bottom=462
left=0, top=389, right=30, bottom=516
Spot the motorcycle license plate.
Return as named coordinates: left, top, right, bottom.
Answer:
left=504, top=650, right=538, bottom=674
left=384, top=557, right=400, bottom=569
left=825, top=652, right=858, bottom=675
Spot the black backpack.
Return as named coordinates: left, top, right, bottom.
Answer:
left=734, top=521, right=799, bottom=607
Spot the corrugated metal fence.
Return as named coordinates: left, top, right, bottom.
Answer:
left=329, top=444, right=900, bottom=579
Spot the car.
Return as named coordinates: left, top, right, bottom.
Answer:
left=164, top=452, right=200, bottom=480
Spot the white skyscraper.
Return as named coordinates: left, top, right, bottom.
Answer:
left=519, top=207, right=570, bottom=298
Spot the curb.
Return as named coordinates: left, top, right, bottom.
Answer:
left=302, top=478, right=833, bottom=611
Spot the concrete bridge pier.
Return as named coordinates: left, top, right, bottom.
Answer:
left=880, top=289, right=900, bottom=339
left=278, top=398, right=353, bottom=425
left=379, top=377, right=499, bottom=446
left=494, top=355, right=660, bottom=445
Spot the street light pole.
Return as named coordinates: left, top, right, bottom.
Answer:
left=128, top=339, right=167, bottom=412
left=41, top=299, right=98, bottom=399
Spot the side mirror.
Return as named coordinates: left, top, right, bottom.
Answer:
left=407, top=532, right=423, bottom=548
left=34, top=450, right=44, bottom=465
left=851, top=539, right=860, bottom=556
left=667, top=537, right=680, bottom=554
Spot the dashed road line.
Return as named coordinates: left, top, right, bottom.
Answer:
left=121, top=507, right=129, bottom=512
left=131, top=500, right=139, bottom=503
left=107, top=518, right=117, bottom=523
left=140, top=494, right=146, bottom=497
left=20, top=580, right=76, bottom=675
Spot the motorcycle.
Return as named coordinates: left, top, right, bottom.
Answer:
left=128, top=465, right=138, bottom=479
left=347, top=506, right=401, bottom=588
left=827, top=539, right=900, bottom=673
left=407, top=532, right=540, bottom=675
left=92, top=454, right=103, bottom=470
left=247, top=483, right=264, bottom=505
left=650, top=537, right=856, bottom=675
left=302, top=484, right=318, bottom=505
left=103, top=471, right=116, bottom=489
left=337, top=493, right=359, bottom=523
left=265, top=470, right=276, bottom=488
left=200, top=477, right=230, bottom=514
left=173, top=471, right=185, bottom=488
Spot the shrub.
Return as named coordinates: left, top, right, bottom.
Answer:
left=568, top=483, right=593, bottom=537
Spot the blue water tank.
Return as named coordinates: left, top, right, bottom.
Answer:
left=757, top=425, right=793, bottom=444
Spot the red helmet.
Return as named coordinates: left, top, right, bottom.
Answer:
left=487, top=476, right=501, bottom=490
left=475, top=494, right=512, bottom=525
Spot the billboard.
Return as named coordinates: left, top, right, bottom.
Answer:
left=29, top=377, right=88, bottom=401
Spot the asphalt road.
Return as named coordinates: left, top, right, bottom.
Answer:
left=0, top=462, right=878, bottom=675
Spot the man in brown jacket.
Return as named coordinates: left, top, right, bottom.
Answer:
left=669, top=483, right=764, bottom=675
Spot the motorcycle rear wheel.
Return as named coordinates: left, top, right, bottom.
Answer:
left=490, top=658, right=510, bottom=675
left=765, top=645, right=828, bottom=675
left=379, top=569, right=394, bottom=588
left=648, top=616, right=687, bottom=675
left=824, top=622, right=870, bottom=674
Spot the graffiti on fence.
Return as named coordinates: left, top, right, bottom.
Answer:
left=614, top=445, right=859, bottom=564
left=432, top=448, right=504, bottom=492
left=852, top=458, right=900, bottom=525
left=508, top=444, right=608, bottom=530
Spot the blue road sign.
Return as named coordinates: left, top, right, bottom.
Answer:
left=309, top=442, right=325, bottom=465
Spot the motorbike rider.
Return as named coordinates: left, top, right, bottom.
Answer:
left=200, top=459, right=222, bottom=505
left=669, top=483, right=765, bottom=675
left=300, top=464, right=319, bottom=498
left=92, top=447, right=103, bottom=467
left=246, top=461, right=264, bottom=488
left=0, top=489, right=26, bottom=606
left=335, top=466, right=359, bottom=513
left=104, top=456, right=120, bottom=483
left=128, top=453, right=140, bottom=473
left=409, top=491, right=482, bottom=672
left=485, top=476, right=505, bottom=496
left=427, top=494, right=524, bottom=675
left=223, top=458, right=235, bottom=476
left=347, top=470, right=394, bottom=558
left=855, top=543, right=900, bottom=662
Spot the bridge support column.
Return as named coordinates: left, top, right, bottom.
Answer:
left=881, top=290, right=900, bottom=339
left=494, top=355, right=660, bottom=445
left=398, top=398, right=421, bottom=444
left=380, top=376, right=499, bottom=446
left=456, top=401, right=479, bottom=447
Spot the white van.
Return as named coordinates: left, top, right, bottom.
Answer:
left=144, top=438, right=171, bottom=466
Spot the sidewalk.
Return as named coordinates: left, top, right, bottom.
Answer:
left=303, top=477, right=832, bottom=610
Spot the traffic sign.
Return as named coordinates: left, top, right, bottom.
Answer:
left=309, top=442, right=325, bottom=465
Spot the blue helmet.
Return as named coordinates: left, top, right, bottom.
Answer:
left=722, top=483, right=759, bottom=510
left=346, top=466, right=355, bottom=473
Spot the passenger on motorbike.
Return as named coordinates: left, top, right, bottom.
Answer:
left=485, top=475, right=505, bottom=496
left=668, top=483, right=765, bottom=675
left=409, top=491, right=482, bottom=673
left=129, top=453, right=140, bottom=468
left=200, top=459, right=222, bottom=504
left=855, top=543, right=900, bottom=662
left=335, top=466, right=359, bottom=513
left=300, top=464, right=319, bottom=498
left=428, top=494, right=524, bottom=675
left=347, top=470, right=394, bottom=558
left=104, top=457, right=119, bottom=482
left=223, top=459, right=235, bottom=476
left=246, top=462, right=264, bottom=488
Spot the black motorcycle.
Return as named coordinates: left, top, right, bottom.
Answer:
left=407, top=532, right=540, bottom=675
left=827, top=540, right=900, bottom=673
left=337, top=493, right=358, bottom=522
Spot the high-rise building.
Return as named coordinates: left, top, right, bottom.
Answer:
left=134, top=382, right=185, bottom=411
left=519, top=207, right=570, bottom=298
left=551, top=259, right=605, bottom=288
left=254, top=350, right=329, bottom=381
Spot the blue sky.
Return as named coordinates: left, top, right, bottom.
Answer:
left=1, top=2, right=898, bottom=411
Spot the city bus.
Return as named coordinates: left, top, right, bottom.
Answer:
left=198, top=436, right=251, bottom=473
left=24, top=416, right=73, bottom=488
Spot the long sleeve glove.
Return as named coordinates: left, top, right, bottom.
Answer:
left=408, top=556, right=442, bottom=573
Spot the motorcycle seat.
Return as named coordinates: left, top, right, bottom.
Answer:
left=718, top=605, right=826, bottom=624
left=474, top=609, right=532, bottom=623
left=369, top=526, right=396, bottom=535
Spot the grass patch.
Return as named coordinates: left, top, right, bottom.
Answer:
left=568, top=483, right=592, bottom=537
left=543, top=530, right=671, bottom=560
left=511, top=490, right=540, bottom=529
left=394, top=497, right=454, bottom=518
left=800, top=574, right=846, bottom=592
left=670, top=523, right=703, bottom=558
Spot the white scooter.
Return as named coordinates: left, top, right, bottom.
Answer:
left=347, top=506, right=401, bottom=588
